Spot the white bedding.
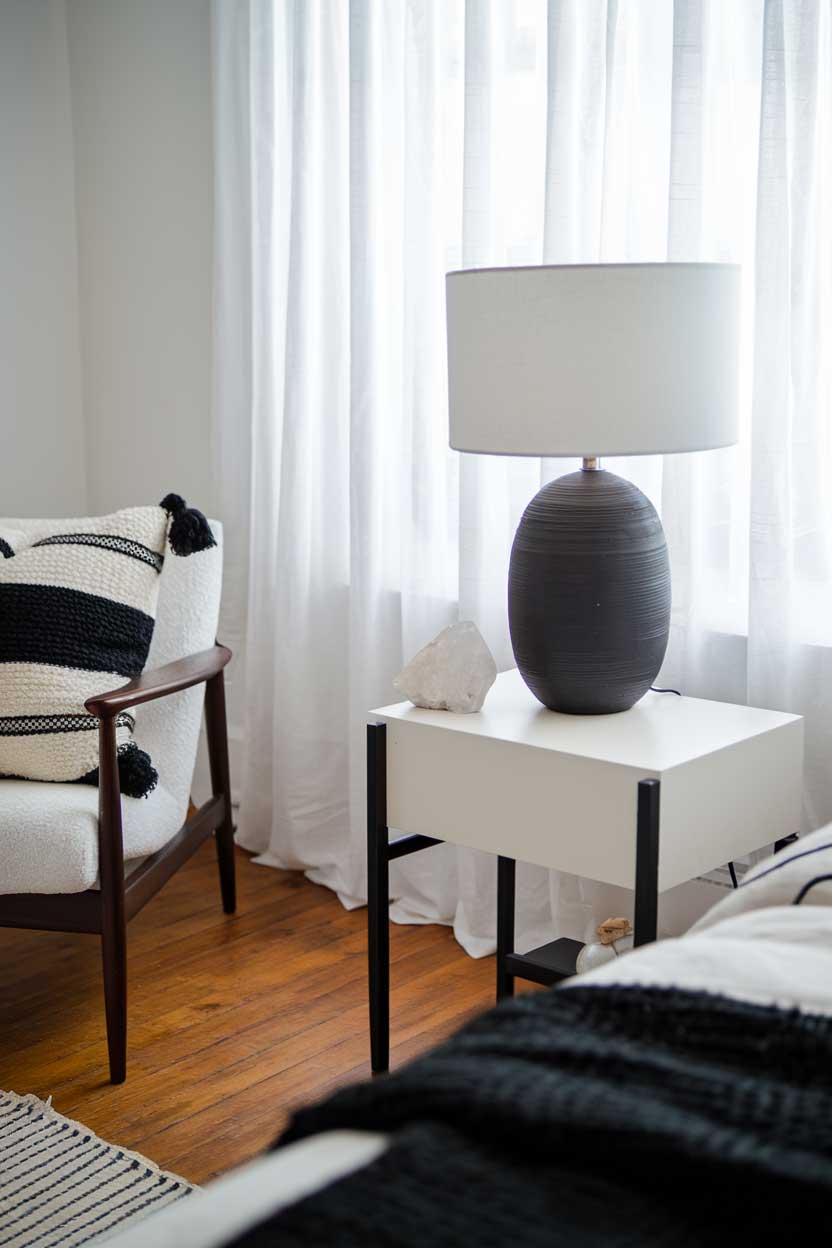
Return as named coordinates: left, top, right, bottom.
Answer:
left=102, top=1132, right=388, bottom=1248
left=104, top=824, right=832, bottom=1248
left=569, top=905, right=832, bottom=1014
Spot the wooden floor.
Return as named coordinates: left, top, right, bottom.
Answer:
left=0, top=844, right=498, bottom=1184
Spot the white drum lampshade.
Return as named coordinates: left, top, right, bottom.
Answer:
left=447, top=262, right=739, bottom=457
left=445, top=262, right=740, bottom=715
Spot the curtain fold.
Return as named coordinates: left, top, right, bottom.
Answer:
left=212, top=0, right=831, bottom=956
left=748, top=0, right=832, bottom=828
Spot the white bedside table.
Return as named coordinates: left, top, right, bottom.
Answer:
left=367, top=668, right=803, bottom=1072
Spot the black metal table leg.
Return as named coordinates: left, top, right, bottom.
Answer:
left=367, top=723, right=389, bottom=1074
left=366, top=723, right=441, bottom=1073
left=499, top=781, right=660, bottom=990
left=634, top=778, right=660, bottom=947
left=496, top=855, right=516, bottom=1000
left=367, top=742, right=662, bottom=1055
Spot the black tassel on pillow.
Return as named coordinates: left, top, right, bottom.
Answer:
left=116, top=742, right=159, bottom=799
left=160, top=493, right=216, bottom=556
left=77, top=742, right=159, bottom=799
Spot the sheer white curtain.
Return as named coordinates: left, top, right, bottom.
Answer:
left=212, top=0, right=832, bottom=954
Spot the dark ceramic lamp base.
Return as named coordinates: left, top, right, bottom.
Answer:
left=508, top=464, right=671, bottom=715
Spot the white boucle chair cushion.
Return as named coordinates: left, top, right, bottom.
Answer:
left=0, top=519, right=223, bottom=895
left=0, top=779, right=183, bottom=894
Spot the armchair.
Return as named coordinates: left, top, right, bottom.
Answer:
left=0, top=518, right=235, bottom=1083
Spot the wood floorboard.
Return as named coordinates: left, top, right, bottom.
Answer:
left=0, top=843, right=499, bottom=1184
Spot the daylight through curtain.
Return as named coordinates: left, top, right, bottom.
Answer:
left=212, top=0, right=832, bottom=954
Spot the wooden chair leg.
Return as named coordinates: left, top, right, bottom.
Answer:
left=205, top=667, right=236, bottom=914
left=98, top=716, right=128, bottom=1084
left=101, top=916, right=127, bottom=1085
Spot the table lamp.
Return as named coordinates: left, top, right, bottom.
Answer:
left=446, top=262, right=739, bottom=715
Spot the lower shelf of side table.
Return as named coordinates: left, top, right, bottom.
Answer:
left=503, top=937, right=583, bottom=987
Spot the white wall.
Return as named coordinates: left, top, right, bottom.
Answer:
left=67, top=0, right=215, bottom=517
left=0, top=0, right=87, bottom=517
left=0, top=0, right=215, bottom=520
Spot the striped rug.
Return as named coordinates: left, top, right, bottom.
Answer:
left=0, top=1091, right=196, bottom=1247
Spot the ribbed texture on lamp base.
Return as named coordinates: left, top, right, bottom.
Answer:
left=508, top=470, right=670, bottom=714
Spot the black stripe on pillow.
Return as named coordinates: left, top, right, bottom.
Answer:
left=33, top=533, right=164, bottom=573
left=0, top=539, right=14, bottom=559
left=0, top=584, right=154, bottom=677
left=0, top=712, right=135, bottom=737
left=738, top=840, right=832, bottom=889
left=793, top=872, right=832, bottom=905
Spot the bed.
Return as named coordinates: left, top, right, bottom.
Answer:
left=107, top=826, right=832, bottom=1247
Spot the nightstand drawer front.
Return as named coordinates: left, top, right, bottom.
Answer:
left=659, top=718, right=804, bottom=890
left=385, top=720, right=647, bottom=890
left=383, top=713, right=804, bottom=894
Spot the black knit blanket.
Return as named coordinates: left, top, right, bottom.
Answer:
left=230, top=986, right=832, bottom=1246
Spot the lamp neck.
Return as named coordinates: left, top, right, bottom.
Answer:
left=581, top=456, right=601, bottom=472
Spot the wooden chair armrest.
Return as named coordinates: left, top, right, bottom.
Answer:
left=85, top=644, right=232, bottom=720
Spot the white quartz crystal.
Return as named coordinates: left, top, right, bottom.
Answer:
left=394, top=621, right=498, bottom=714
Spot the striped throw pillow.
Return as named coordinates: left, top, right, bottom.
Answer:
left=0, top=494, right=214, bottom=798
